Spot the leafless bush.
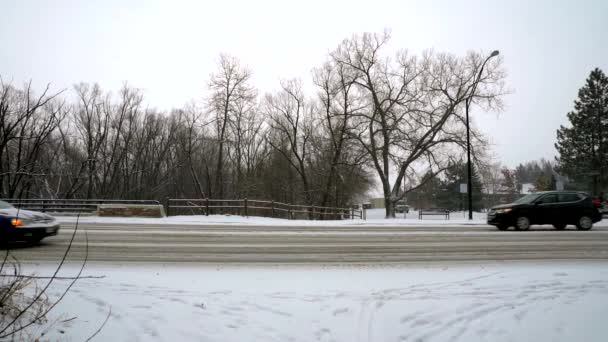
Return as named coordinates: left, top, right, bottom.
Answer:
left=0, top=212, right=103, bottom=340
left=0, top=254, right=50, bottom=339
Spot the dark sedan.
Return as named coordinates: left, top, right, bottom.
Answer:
left=0, top=200, right=60, bottom=242
left=487, top=191, right=602, bottom=231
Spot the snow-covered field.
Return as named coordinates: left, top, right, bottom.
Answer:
left=56, top=209, right=608, bottom=227
left=26, top=261, right=608, bottom=341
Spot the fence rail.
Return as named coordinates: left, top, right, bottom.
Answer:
left=166, top=198, right=364, bottom=220
left=1, top=198, right=160, bottom=213
left=1, top=198, right=364, bottom=220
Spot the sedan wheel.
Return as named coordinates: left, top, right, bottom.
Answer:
left=576, top=216, right=593, bottom=230
left=515, top=216, right=531, bottom=230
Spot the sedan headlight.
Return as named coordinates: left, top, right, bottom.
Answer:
left=10, top=218, right=30, bottom=227
left=495, top=208, right=512, bottom=214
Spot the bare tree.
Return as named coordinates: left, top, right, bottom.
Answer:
left=72, top=83, right=111, bottom=198
left=226, top=99, right=266, bottom=197
left=173, top=104, right=213, bottom=198
left=265, top=79, right=316, bottom=209
left=479, top=160, right=505, bottom=207
left=0, top=80, right=66, bottom=198
left=331, top=31, right=506, bottom=217
left=208, top=54, right=256, bottom=199
left=312, top=59, right=369, bottom=208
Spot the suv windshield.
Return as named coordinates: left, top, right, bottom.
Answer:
left=0, top=200, right=15, bottom=209
left=513, top=193, right=543, bottom=204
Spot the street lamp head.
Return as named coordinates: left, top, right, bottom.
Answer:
left=490, top=50, right=500, bottom=57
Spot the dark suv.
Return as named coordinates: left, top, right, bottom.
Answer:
left=487, top=191, right=602, bottom=231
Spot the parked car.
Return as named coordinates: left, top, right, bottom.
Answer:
left=487, top=191, right=602, bottom=231
left=395, top=201, right=409, bottom=213
left=0, top=200, right=60, bottom=242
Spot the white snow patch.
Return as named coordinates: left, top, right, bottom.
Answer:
left=23, top=261, right=608, bottom=341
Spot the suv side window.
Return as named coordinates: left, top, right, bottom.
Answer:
left=558, top=193, right=582, bottom=203
left=537, top=194, right=558, bottom=204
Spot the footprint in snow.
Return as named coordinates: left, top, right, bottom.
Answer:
left=315, top=328, right=332, bottom=342
left=332, top=308, right=349, bottom=316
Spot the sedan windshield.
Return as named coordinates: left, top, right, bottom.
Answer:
left=0, top=200, right=15, bottom=209
left=513, top=193, right=543, bottom=204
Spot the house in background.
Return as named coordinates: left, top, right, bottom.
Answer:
left=521, top=183, right=534, bottom=193
left=369, top=198, right=385, bottom=209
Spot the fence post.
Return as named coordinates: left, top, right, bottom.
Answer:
left=165, top=197, right=170, bottom=217
left=244, top=198, right=248, bottom=217
left=271, top=200, right=275, bottom=218
left=288, top=207, right=292, bottom=220
left=351, top=208, right=354, bottom=220
left=311, top=206, right=315, bottom=220
left=41, top=199, right=46, bottom=213
left=205, top=198, right=209, bottom=216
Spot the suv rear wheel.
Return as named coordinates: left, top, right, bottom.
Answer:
left=576, top=215, right=593, bottom=230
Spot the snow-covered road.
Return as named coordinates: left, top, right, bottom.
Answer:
left=7, top=219, right=608, bottom=263
left=28, top=261, right=608, bottom=341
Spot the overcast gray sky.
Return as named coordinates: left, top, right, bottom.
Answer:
left=1, top=0, right=607, bottom=167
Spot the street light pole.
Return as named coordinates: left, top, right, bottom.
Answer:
left=465, top=50, right=499, bottom=220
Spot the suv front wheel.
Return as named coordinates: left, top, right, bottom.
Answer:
left=576, top=215, right=593, bottom=230
left=515, top=216, right=531, bottom=230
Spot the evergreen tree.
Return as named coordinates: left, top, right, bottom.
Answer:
left=533, top=173, right=554, bottom=192
left=437, top=161, right=483, bottom=211
left=556, top=68, right=608, bottom=194
left=407, top=172, right=442, bottom=209
left=514, top=159, right=556, bottom=187
left=500, top=168, right=519, bottom=202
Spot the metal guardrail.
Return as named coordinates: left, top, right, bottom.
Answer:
left=166, top=198, right=364, bottom=220
left=1, top=198, right=161, bottom=213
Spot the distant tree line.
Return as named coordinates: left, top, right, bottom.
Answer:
left=0, top=78, right=372, bottom=208
left=0, top=31, right=507, bottom=217
left=514, top=159, right=557, bottom=192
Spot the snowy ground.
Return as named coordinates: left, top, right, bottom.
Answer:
left=56, top=209, right=608, bottom=227
left=56, top=209, right=491, bottom=226
left=23, top=261, right=608, bottom=341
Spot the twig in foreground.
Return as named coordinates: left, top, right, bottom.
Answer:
left=85, top=307, right=111, bottom=342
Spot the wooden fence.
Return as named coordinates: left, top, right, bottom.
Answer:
left=166, top=198, right=364, bottom=220
left=1, top=198, right=365, bottom=220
